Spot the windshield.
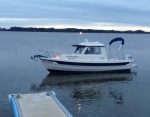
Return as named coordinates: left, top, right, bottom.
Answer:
left=74, top=47, right=85, bottom=54
left=85, top=47, right=101, bottom=54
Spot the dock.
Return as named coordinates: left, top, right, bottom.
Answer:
left=8, top=91, right=73, bottom=117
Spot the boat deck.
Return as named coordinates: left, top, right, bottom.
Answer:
left=8, top=91, right=73, bottom=117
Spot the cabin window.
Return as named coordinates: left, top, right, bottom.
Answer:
left=74, top=47, right=85, bottom=54
left=85, top=47, right=101, bottom=54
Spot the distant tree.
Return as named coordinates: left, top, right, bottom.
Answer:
left=0, top=27, right=7, bottom=31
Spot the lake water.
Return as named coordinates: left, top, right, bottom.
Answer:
left=0, top=31, right=150, bottom=117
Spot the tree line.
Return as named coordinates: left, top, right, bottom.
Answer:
left=0, top=27, right=149, bottom=34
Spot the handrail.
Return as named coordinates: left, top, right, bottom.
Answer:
left=39, top=50, right=62, bottom=59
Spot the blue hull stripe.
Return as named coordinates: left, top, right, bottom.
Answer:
left=41, top=59, right=130, bottom=66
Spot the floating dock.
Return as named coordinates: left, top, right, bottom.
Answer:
left=8, top=91, right=73, bottom=117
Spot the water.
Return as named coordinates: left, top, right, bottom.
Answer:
left=0, top=31, right=150, bottom=117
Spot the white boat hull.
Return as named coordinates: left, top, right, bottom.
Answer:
left=40, top=58, right=136, bottom=74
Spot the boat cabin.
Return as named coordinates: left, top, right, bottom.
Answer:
left=73, top=43, right=104, bottom=55
left=61, top=41, right=108, bottom=61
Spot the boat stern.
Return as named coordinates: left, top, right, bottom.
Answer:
left=125, top=55, right=137, bottom=68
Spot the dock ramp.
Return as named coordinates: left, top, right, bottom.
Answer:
left=8, top=91, right=73, bottom=117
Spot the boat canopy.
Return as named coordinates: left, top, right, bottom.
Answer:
left=109, top=37, right=124, bottom=45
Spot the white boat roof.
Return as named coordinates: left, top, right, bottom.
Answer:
left=72, top=41, right=105, bottom=47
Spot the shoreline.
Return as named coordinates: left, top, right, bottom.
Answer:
left=0, top=27, right=150, bottom=34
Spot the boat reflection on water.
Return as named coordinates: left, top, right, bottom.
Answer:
left=39, top=72, right=135, bottom=87
left=30, top=72, right=136, bottom=114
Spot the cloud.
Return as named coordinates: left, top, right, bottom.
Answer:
left=0, top=0, right=150, bottom=31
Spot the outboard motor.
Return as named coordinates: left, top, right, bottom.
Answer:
left=125, top=55, right=133, bottom=60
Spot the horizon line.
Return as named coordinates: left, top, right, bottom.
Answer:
left=1, top=26, right=149, bottom=33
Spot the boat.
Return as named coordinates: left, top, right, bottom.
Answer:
left=31, top=37, right=137, bottom=74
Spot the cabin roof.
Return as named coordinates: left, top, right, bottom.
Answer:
left=72, top=41, right=105, bottom=47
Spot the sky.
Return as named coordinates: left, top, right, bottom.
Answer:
left=1, top=0, right=150, bottom=31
